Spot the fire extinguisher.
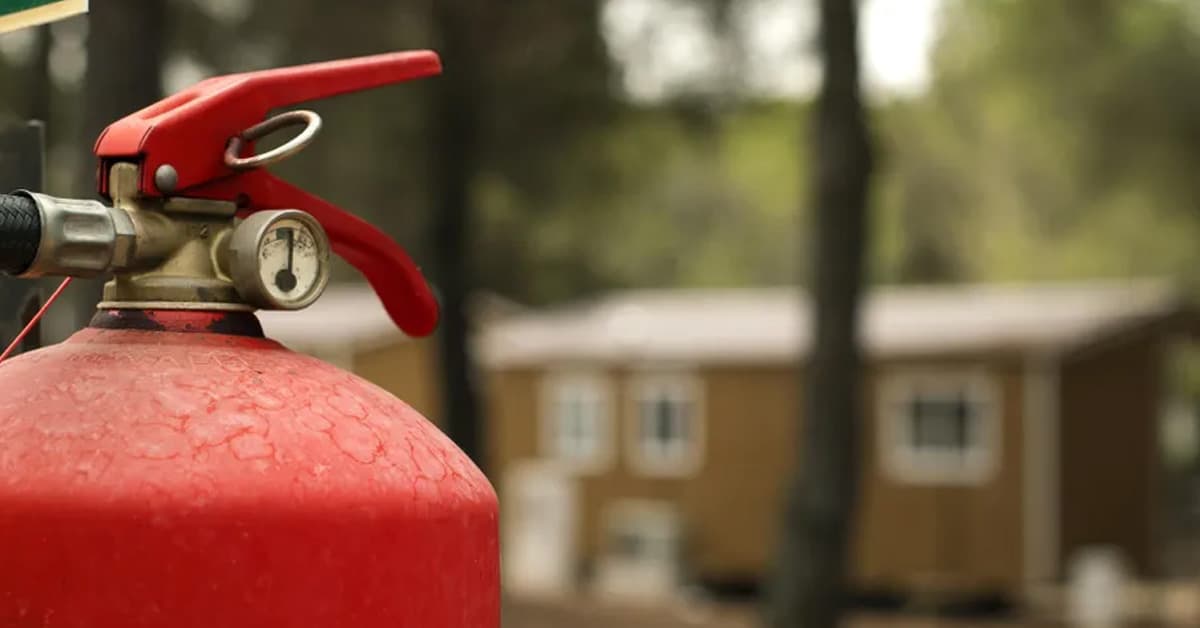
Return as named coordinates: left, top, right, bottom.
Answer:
left=0, top=51, right=498, bottom=627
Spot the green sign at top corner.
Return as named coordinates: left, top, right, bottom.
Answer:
left=0, top=0, right=87, bottom=34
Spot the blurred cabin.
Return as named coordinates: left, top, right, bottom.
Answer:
left=261, top=279, right=1200, bottom=608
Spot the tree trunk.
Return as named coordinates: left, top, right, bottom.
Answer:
left=0, top=122, right=46, bottom=354
left=0, top=24, right=54, bottom=354
left=766, top=1, right=873, bottom=627
left=26, top=25, right=51, bottom=124
left=43, top=0, right=166, bottom=343
left=430, top=0, right=485, bottom=469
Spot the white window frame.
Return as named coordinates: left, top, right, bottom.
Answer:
left=626, top=370, right=705, bottom=477
left=878, top=368, right=1001, bottom=486
left=595, top=499, right=683, bottom=599
left=600, top=499, right=680, bottom=562
left=540, top=369, right=614, bottom=474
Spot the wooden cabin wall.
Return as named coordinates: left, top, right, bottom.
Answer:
left=1059, top=332, right=1162, bottom=577
left=487, top=356, right=1030, bottom=594
left=851, top=357, right=1027, bottom=594
left=485, top=365, right=800, bottom=582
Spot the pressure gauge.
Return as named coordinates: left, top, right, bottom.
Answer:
left=227, top=210, right=331, bottom=310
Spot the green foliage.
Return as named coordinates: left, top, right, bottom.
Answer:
left=4, top=0, right=1200, bottom=304
left=878, top=0, right=1200, bottom=286
left=499, top=0, right=1200, bottom=299
left=476, top=102, right=810, bottom=304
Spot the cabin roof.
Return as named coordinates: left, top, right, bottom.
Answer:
left=259, top=279, right=1185, bottom=365
left=478, top=279, right=1185, bottom=367
left=258, top=285, right=396, bottom=350
left=257, top=285, right=522, bottom=351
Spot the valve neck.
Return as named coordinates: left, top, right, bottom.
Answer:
left=99, top=162, right=245, bottom=312
left=89, top=309, right=265, bottom=337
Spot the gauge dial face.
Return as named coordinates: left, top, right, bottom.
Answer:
left=257, top=217, right=324, bottom=306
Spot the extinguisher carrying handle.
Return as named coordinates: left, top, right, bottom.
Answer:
left=92, top=51, right=444, bottom=337
left=0, top=193, right=40, bottom=275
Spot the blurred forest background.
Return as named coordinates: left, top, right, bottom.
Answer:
left=3, top=0, right=1200, bottom=306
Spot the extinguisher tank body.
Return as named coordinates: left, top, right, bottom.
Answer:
left=0, top=312, right=499, bottom=627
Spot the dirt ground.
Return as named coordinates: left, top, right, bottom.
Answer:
left=501, top=596, right=1071, bottom=628
left=502, top=596, right=1180, bottom=628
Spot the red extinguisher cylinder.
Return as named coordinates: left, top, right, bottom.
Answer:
left=0, top=311, right=499, bottom=627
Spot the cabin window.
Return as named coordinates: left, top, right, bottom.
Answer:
left=628, top=372, right=704, bottom=476
left=541, top=371, right=612, bottom=472
left=603, top=501, right=678, bottom=561
left=880, top=371, right=999, bottom=485
left=595, top=500, right=682, bottom=598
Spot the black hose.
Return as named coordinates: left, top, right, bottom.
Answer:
left=0, top=194, right=40, bottom=275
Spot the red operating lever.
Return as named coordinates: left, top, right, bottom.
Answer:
left=93, top=51, right=442, bottom=337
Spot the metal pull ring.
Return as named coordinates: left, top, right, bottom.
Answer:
left=224, top=110, right=322, bottom=171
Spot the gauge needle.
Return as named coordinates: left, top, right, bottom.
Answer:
left=274, top=228, right=298, bottom=292
left=285, top=228, right=295, bottom=273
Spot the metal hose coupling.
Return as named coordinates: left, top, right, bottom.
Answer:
left=12, top=191, right=136, bottom=278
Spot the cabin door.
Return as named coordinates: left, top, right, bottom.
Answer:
left=502, top=461, right=577, bottom=596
